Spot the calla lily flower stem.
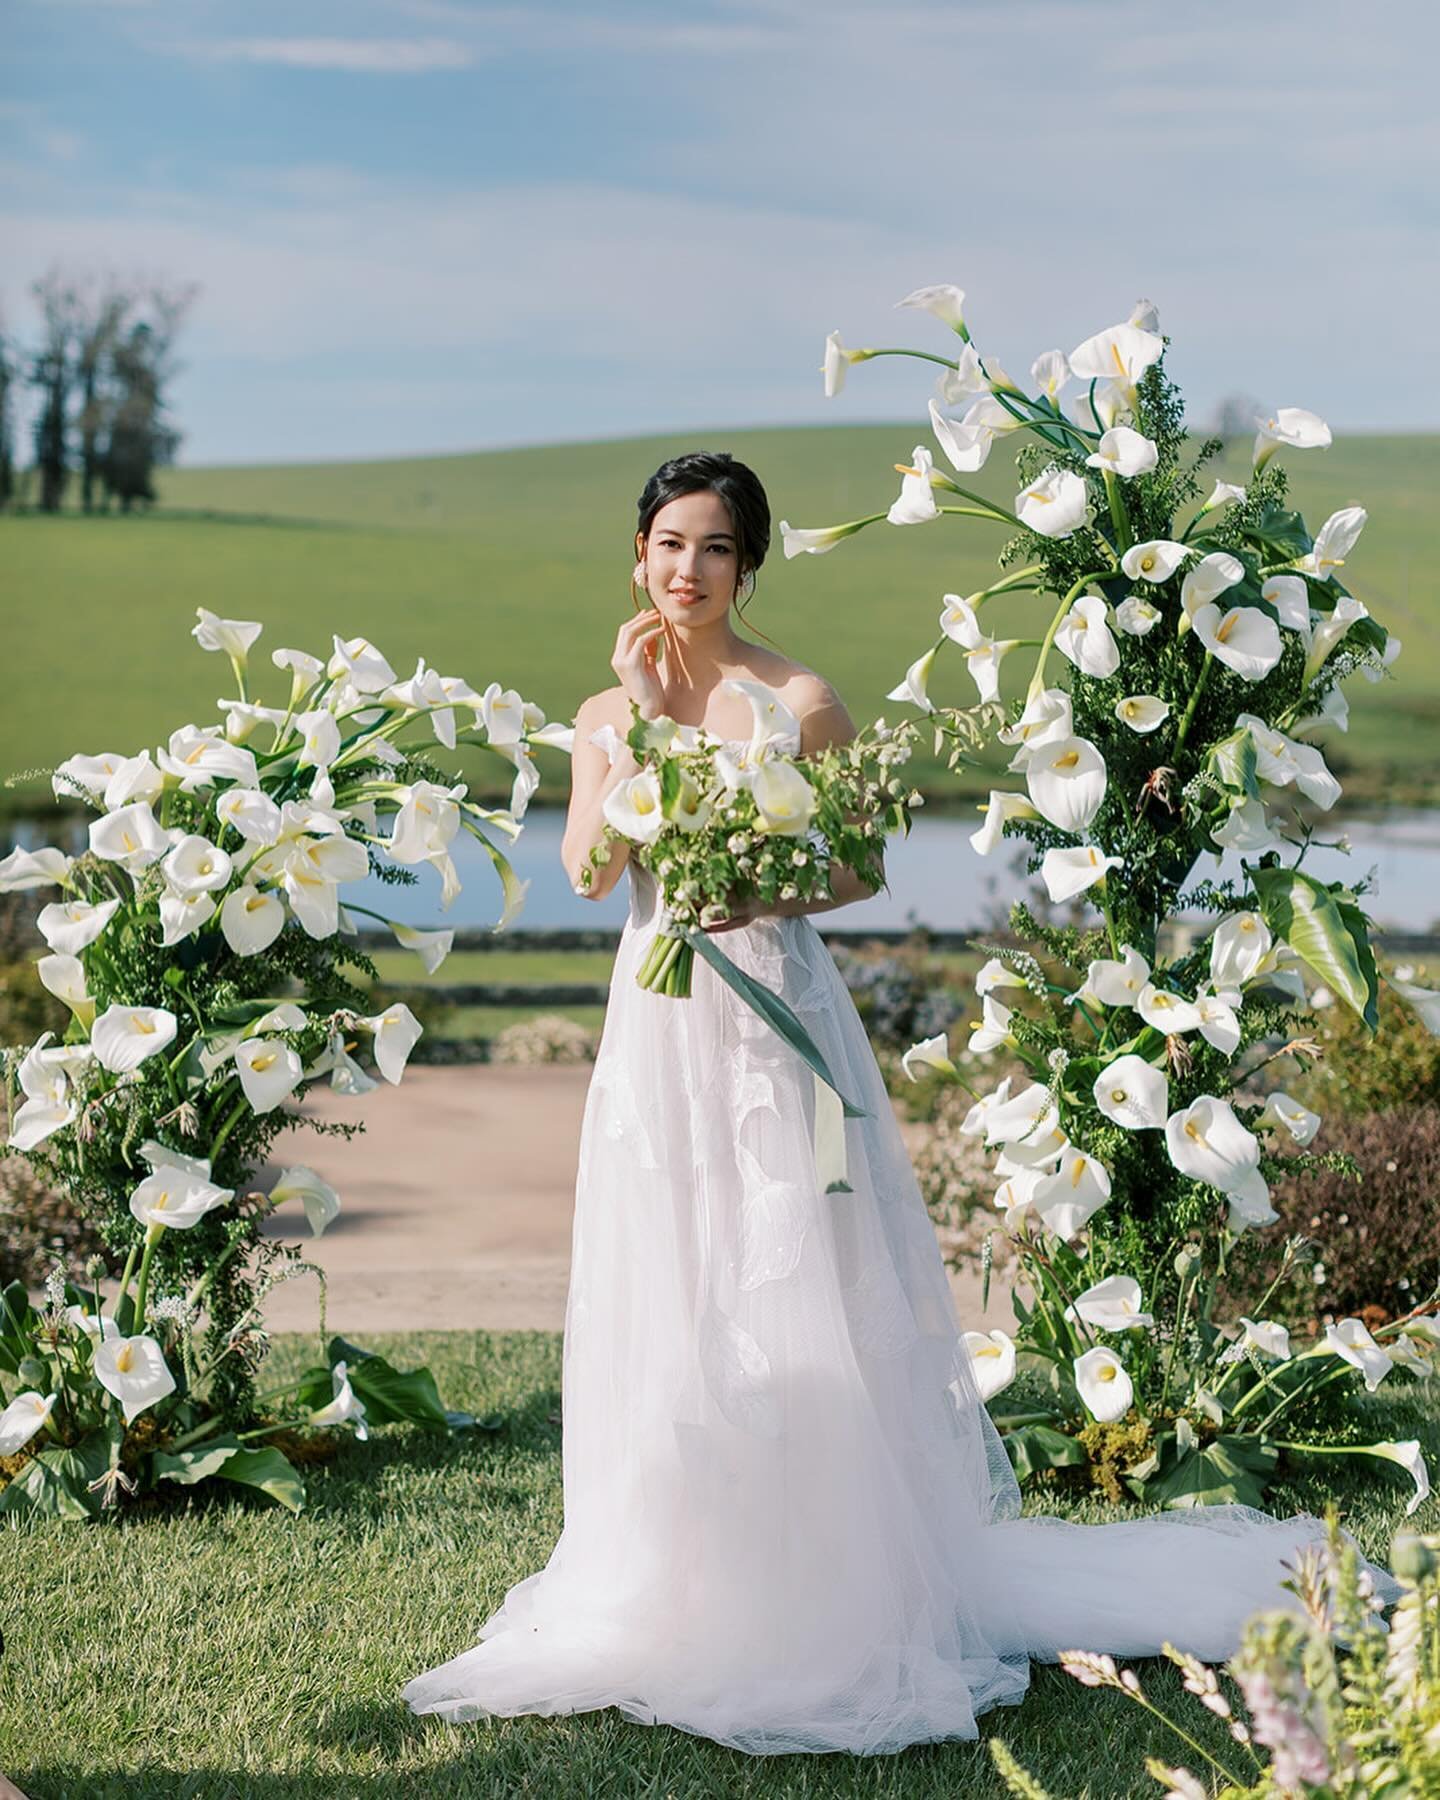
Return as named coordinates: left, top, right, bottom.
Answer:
left=1101, top=470, right=1133, bottom=552
left=131, top=1222, right=163, bottom=1335
left=1172, top=654, right=1214, bottom=756
left=1027, top=570, right=1117, bottom=701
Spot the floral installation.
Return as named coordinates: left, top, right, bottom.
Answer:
left=789, top=285, right=1437, bottom=1511
left=0, top=611, right=565, bottom=1518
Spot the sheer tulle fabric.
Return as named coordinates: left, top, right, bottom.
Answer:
left=403, top=738, right=1355, bottom=1756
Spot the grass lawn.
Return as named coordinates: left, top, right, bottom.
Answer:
left=2, top=1328, right=1432, bottom=1799
left=3, top=425, right=1437, bottom=815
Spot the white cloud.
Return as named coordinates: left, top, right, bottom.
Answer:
left=190, top=36, right=476, bottom=73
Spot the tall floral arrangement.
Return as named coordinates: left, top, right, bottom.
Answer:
left=0, top=612, right=567, bottom=1517
left=787, top=286, right=1437, bottom=1511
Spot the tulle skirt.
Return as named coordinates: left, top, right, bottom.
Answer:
left=403, top=867, right=1364, bottom=1756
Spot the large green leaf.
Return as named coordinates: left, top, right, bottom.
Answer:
left=326, top=1337, right=451, bottom=1430
left=153, top=1436, right=245, bottom=1485
left=1205, top=728, right=1260, bottom=802
left=1002, top=1424, right=1089, bottom=1484
left=213, top=1445, right=306, bottom=1514
left=1147, top=1433, right=1278, bottom=1510
left=0, top=1432, right=110, bottom=1520
left=0, top=1279, right=34, bottom=1374
left=1246, top=502, right=1313, bottom=559
left=1251, top=866, right=1378, bottom=1028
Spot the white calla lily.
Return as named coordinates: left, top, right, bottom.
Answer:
left=998, top=687, right=1073, bottom=762
left=1212, top=799, right=1282, bottom=856
left=1015, top=467, right=1089, bottom=539
left=158, top=888, right=218, bottom=948
left=959, top=1076, right=1011, bottom=1139
left=1262, top=575, right=1311, bottom=637
left=1209, top=912, right=1272, bottom=989
left=1192, top=602, right=1283, bottom=681
left=1237, top=1317, right=1292, bottom=1361
left=968, top=995, right=1014, bottom=1054
left=328, top=635, right=396, bottom=695
left=928, top=396, right=995, bottom=473
left=1179, top=551, right=1245, bottom=619
left=308, top=1359, right=370, bottom=1439
left=220, top=885, right=286, bottom=957
left=1387, top=974, right=1440, bottom=1035
left=52, top=752, right=126, bottom=804
left=215, top=787, right=284, bottom=846
left=1371, top=1441, right=1430, bottom=1515
left=983, top=1081, right=1060, bottom=1151
left=0, top=1391, right=58, bottom=1455
left=1026, top=736, right=1107, bottom=833
left=1032, top=1148, right=1112, bottom=1240
left=886, top=643, right=940, bottom=713
left=1114, top=594, right=1162, bottom=636
left=1069, top=322, right=1164, bottom=385
left=1201, top=480, right=1247, bottom=513
left=895, top=283, right=967, bottom=331
left=887, top=445, right=942, bottom=527
left=0, top=845, right=74, bottom=891
left=1065, top=1276, right=1153, bottom=1332
left=128, top=1168, right=234, bottom=1232
left=1074, top=1347, right=1134, bottom=1423
left=192, top=608, right=262, bottom=662
left=750, top=761, right=818, bottom=836
left=1121, top=539, right=1190, bottom=584
left=779, top=517, right=872, bottom=557
left=1070, top=378, right=1129, bottom=432
left=270, top=1166, right=342, bottom=1236
left=969, top=790, right=1037, bottom=856
left=91, top=1005, right=178, bottom=1073
left=361, top=1003, right=424, bottom=1085
left=37, top=953, right=95, bottom=1025
left=162, top=834, right=233, bottom=896
left=976, top=958, right=1028, bottom=1000
left=1165, top=1096, right=1271, bottom=1217
left=963, top=1330, right=1016, bottom=1401
left=157, top=727, right=259, bottom=791
left=1137, top=983, right=1201, bottom=1035
left=1114, top=694, right=1168, bottom=734
left=233, top=1037, right=304, bottom=1113
left=100, top=752, right=164, bottom=810
left=1030, top=349, right=1070, bottom=400
left=1194, top=988, right=1243, bottom=1055
left=1054, top=595, right=1120, bottom=678
left=89, top=801, right=169, bottom=871
left=37, top=896, right=120, bottom=955
left=93, top=1334, right=176, bottom=1425
left=296, top=709, right=342, bottom=770
left=1324, top=1318, right=1391, bottom=1392
left=390, top=922, right=454, bottom=974
left=1093, top=1054, right=1168, bottom=1130
left=1256, top=1091, right=1321, bottom=1145
left=1253, top=406, right=1331, bottom=466
left=1234, top=714, right=1342, bottom=809
left=1085, top=426, right=1157, bottom=478
left=1042, top=846, right=1122, bottom=903
left=1302, top=594, right=1369, bottom=684
left=1084, top=946, right=1151, bottom=1008
left=935, top=342, right=989, bottom=402
left=901, top=1034, right=955, bottom=1082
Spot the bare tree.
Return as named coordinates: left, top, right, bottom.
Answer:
left=74, top=279, right=134, bottom=513
left=28, top=269, right=86, bottom=513
left=1209, top=391, right=1264, bottom=446
left=102, top=280, right=197, bottom=511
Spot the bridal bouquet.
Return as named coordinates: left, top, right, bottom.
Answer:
left=791, top=285, right=1437, bottom=1512
left=580, top=677, right=915, bottom=997
left=0, top=610, right=566, bottom=1519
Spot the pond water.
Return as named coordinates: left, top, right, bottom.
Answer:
left=10, top=808, right=1440, bottom=937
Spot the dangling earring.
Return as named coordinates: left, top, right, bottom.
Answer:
left=736, top=569, right=755, bottom=603
left=633, top=560, right=648, bottom=596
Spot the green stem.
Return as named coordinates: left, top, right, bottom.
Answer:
left=936, top=505, right=1015, bottom=527
left=1027, top=571, right=1115, bottom=701
left=207, top=1090, right=250, bottom=1167
left=1173, top=655, right=1213, bottom=757
left=131, top=1224, right=162, bottom=1336
left=1101, top=468, right=1133, bottom=552
left=855, top=346, right=961, bottom=372
left=1156, top=1266, right=1194, bottom=1414
left=111, top=1238, right=142, bottom=1324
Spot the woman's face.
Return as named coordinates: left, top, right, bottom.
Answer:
left=638, top=490, right=741, bottom=628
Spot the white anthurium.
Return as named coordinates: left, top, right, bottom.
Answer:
left=157, top=727, right=259, bottom=792
left=1253, top=407, right=1332, bottom=464
left=959, top=1076, right=1012, bottom=1139
left=976, top=958, right=1028, bottom=1000
left=1074, top=1347, right=1134, bottom=1423
left=604, top=770, right=666, bottom=846
left=1213, top=798, right=1282, bottom=856
left=1093, top=1054, right=1169, bottom=1130
left=1114, top=594, right=1162, bottom=636
left=89, top=801, right=169, bottom=872
left=886, top=642, right=940, bottom=713
left=968, top=995, right=1014, bottom=1054
left=750, top=760, right=819, bottom=836
left=159, top=887, right=218, bottom=948
left=0, top=1391, right=58, bottom=1456
left=362, top=1003, right=424, bottom=1085
left=1070, top=377, right=1129, bottom=433
left=998, top=687, right=1073, bottom=764
left=220, top=885, right=285, bottom=957
left=233, top=1037, right=304, bottom=1113
left=1054, top=594, right=1121, bottom=678
left=270, top=1165, right=342, bottom=1237
left=93, top=1334, right=176, bottom=1426
left=928, top=396, right=995, bottom=473
left=1114, top=694, right=1169, bottom=734
left=308, top=1360, right=369, bottom=1439
left=1137, top=983, right=1202, bottom=1035
left=1179, top=551, right=1245, bottom=619
left=984, top=1081, right=1062, bottom=1153
left=1164, top=1096, right=1271, bottom=1215
left=901, top=1033, right=956, bottom=1082
left=36, top=897, right=120, bottom=957
left=1032, top=1147, right=1112, bottom=1240
left=1201, top=480, right=1247, bottom=513
left=1030, top=349, right=1071, bottom=401
left=296, top=709, right=342, bottom=770
left=192, top=608, right=262, bottom=663
left=1194, top=988, right=1243, bottom=1055
left=1121, top=539, right=1190, bottom=584
left=37, top=954, right=94, bottom=1025
left=1293, top=685, right=1350, bottom=736
left=1234, top=714, right=1342, bottom=809
left=1026, top=735, right=1107, bottom=833
left=1323, top=1318, right=1392, bottom=1393
left=1069, top=321, right=1165, bottom=386
left=1085, top=425, right=1158, bottom=479
left=895, top=283, right=967, bottom=331
left=888, top=446, right=941, bottom=527
left=1085, top=946, right=1151, bottom=1007
left=1065, top=1275, right=1154, bottom=1332
left=722, top=677, right=803, bottom=752
left=1015, top=467, right=1089, bottom=539
left=1209, top=912, right=1272, bottom=989
left=778, top=518, right=870, bottom=558
left=970, top=790, right=1038, bottom=856
left=52, top=751, right=126, bottom=804
left=1372, top=1441, right=1431, bottom=1517
left=1237, top=1317, right=1292, bottom=1361
left=1192, top=601, right=1283, bottom=681
left=218, top=699, right=289, bottom=744
left=1043, top=846, right=1123, bottom=904
left=215, top=787, right=283, bottom=846
left=1262, top=575, right=1312, bottom=638
left=391, top=922, right=454, bottom=975
left=1302, top=595, right=1370, bottom=684
left=1255, top=1091, right=1322, bottom=1146
left=162, top=834, right=233, bottom=896
left=128, top=1167, right=234, bottom=1232
left=963, top=1329, right=1017, bottom=1402
left=91, top=1005, right=178, bottom=1073
left=101, top=751, right=164, bottom=811
left=1387, top=974, right=1440, bottom=1035
left=328, top=635, right=396, bottom=695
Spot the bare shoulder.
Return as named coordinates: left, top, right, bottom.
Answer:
left=741, top=651, right=855, bottom=752
left=574, top=684, right=632, bottom=735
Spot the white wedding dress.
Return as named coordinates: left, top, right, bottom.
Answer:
left=403, top=730, right=1374, bottom=1757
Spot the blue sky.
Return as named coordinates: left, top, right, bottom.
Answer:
left=4, top=0, right=1437, bottom=464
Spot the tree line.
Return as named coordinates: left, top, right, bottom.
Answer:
left=0, top=268, right=197, bottom=515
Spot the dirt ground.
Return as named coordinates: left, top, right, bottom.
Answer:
left=236, top=1065, right=1011, bottom=1339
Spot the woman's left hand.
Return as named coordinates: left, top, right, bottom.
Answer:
left=700, top=894, right=770, bottom=933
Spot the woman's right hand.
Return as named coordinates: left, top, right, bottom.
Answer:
left=611, top=607, right=670, bottom=722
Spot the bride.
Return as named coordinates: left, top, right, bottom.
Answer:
left=403, top=451, right=1371, bottom=1757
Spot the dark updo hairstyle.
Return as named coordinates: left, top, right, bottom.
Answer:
left=632, top=450, right=780, bottom=644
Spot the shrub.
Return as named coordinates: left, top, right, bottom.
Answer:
left=1293, top=971, right=1440, bottom=1117
left=490, top=1013, right=598, bottom=1065
left=0, top=1151, right=105, bottom=1288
